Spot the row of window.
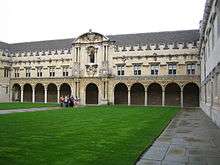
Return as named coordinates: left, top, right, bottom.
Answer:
left=3, top=64, right=196, bottom=78
left=117, top=64, right=196, bottom=76
left=12, top=68, right=69, bottom=78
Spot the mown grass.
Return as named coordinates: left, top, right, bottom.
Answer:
left=0, top=106, right=179, bottom=165
left=0, top=102, right=58, bottom=110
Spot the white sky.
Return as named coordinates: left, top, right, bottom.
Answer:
left=0, top=0, right=205, bottom=43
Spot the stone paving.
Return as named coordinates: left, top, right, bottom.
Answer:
left=136, top=108, right=220, bottom=165
left=0, top=107, right=57, bottom=115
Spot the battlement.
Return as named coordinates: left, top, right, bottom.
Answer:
left=114, top=41, right=199, bottom=52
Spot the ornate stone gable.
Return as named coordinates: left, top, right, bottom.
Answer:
left=73, top=30, right=109, bottom=44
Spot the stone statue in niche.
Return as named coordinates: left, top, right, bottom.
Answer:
left=87, top=46, right=96, bottom=63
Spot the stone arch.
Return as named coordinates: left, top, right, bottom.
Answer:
left=35, top=83, right=44, bottom=102
left=131, top=83, right=145, bottom=105
left=60, top=83, right=71, bottom=97
left=23, top=83, right=32, bottom=102
left=86, top=83, right=99, bottom=104
left=114, top=83, right=128, bottom=105
left=47, top=83, right=57, bottom=102
left=165, top=82, right=181, bottom=106
left=183, top=82, right=200, bottom=107
left=12, top=83, right=21, bottom=102
left=147, top=83, right=162, bottom=105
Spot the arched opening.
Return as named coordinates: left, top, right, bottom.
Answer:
left=47, top=83, right=57, bottom=102
left=86, top=83, right=98, bottom=104
left=23, top=84, right=32, bottom=102
left=131, top=83, right=145, bottom=105
left=183, top=83, right=199, bottom=107
left=114, top=83, right=128, bottom=105
left=165, top=83, right=181, bottom=106
left=147, top=83, right=162, bottom=105
left=12, top=84, right=21, bottom=102
left=60, top=83, right=71, bottom=97
left=35, top=83, right=44, bottom=102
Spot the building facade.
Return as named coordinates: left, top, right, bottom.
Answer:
left=200, top=0, right=220, bottom=127
left=0, top=29, right=200, bottom=107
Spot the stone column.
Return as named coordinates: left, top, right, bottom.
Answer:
left=9, top=86, right=13, bottom=102
left=145, top=89, right=148, bottom=106
left=162, top=88, right=165, bottom=106
left=71, top=87, right=74, bottom=97
left=181, top=87, right=184, bottom=108
left=21, top=85, right=24, bottom=102
left=57, top=85, right=60, bottom=103
left=44, top=86, right=47, bottom=103
left=128, top=89, right=131, bottom=105
left=32, top=86, right=35, bottom=103
left=112, top=88, right=115, bottom=105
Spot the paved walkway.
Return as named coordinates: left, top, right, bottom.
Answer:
left=137, top=109, right=220, bottom=165
left=0, top=107, right=58, bottom=115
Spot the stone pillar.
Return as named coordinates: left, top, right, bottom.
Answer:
left=162, top=88, right=165, bottom=106
left=44, top=86, right=47, bottom=103
left=128, top=89, right=131, bottom=105
left=71, top=87, right=74, bottom=97
left=21, top=85, right=24, bottom=102
left=9, top=86, right=13, bottom=102
left=57, top=87, right=60, bottom=103
left=32, top=86, right=35, bottom=103
left=181, top=87, right=184, bottom=108
left=112, top=88, right=115, bottom=105
left=145, top=89, right=148, bottom=106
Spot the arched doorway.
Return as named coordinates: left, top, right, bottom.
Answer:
left=165, top=83, right=181, bottom=106
left=131, top=83, right=145, bottom=105
left=12, top=84, right=21, bottom=102
left=183, top=83, right=199, bottom=107
left=35, top=83, right=44, bottom=102
left=86, top=83, right=99, bottom=104
left=47, top=83, right=57, bottom=102
left=60, top=83, right=71, bottom=97
left=23, top=84, right=32, bottom=102
left=147, top=83, right=162, bottom=105
left=114, top=83, right=128, bottom=105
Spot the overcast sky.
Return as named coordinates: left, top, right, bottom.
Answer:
left=0, top=0, right=205, bottom=43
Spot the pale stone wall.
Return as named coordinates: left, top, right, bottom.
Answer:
left=200, top=0, right=220, bottom=127
left=0, top=31, right=201, bottom=107
left=0, top=50, right=10, bottom=102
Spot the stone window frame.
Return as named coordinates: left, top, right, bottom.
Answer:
left=36, top=67, right=43, bottom=77
left=62, top=65, right=69, bottom=77
left=4, top=67, right=10, bottom=78
left=14, top=67, right=20, bottom=78
left=150, top=64, right=159, bottom=75
left=49, top=67, right=55, bottom=77
left=186, top=63, right=196, bottom=75
left=133, top=63, right=142, bottom=76
left=25, top=67, right=31, bottom=78
left=167, top=63, right=177, bottom=75
left=116, top=64, right=125, bottom=76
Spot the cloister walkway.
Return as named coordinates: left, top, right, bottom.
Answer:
left=137, top=108, right=220, bottom=165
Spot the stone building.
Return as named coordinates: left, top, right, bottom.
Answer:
left=200, top=0, right=220, bottom=127
left=0, top=29, right=200, bottom=107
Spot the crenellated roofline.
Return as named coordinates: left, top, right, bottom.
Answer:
left=0, top=29, right=199, bottom=54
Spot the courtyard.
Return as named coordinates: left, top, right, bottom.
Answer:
left=0, top=105, right=178, bottom=165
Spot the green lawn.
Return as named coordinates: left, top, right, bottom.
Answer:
left=0, top=106, right=179, bottom=165
left=0, top=102, right=58, bottom=110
